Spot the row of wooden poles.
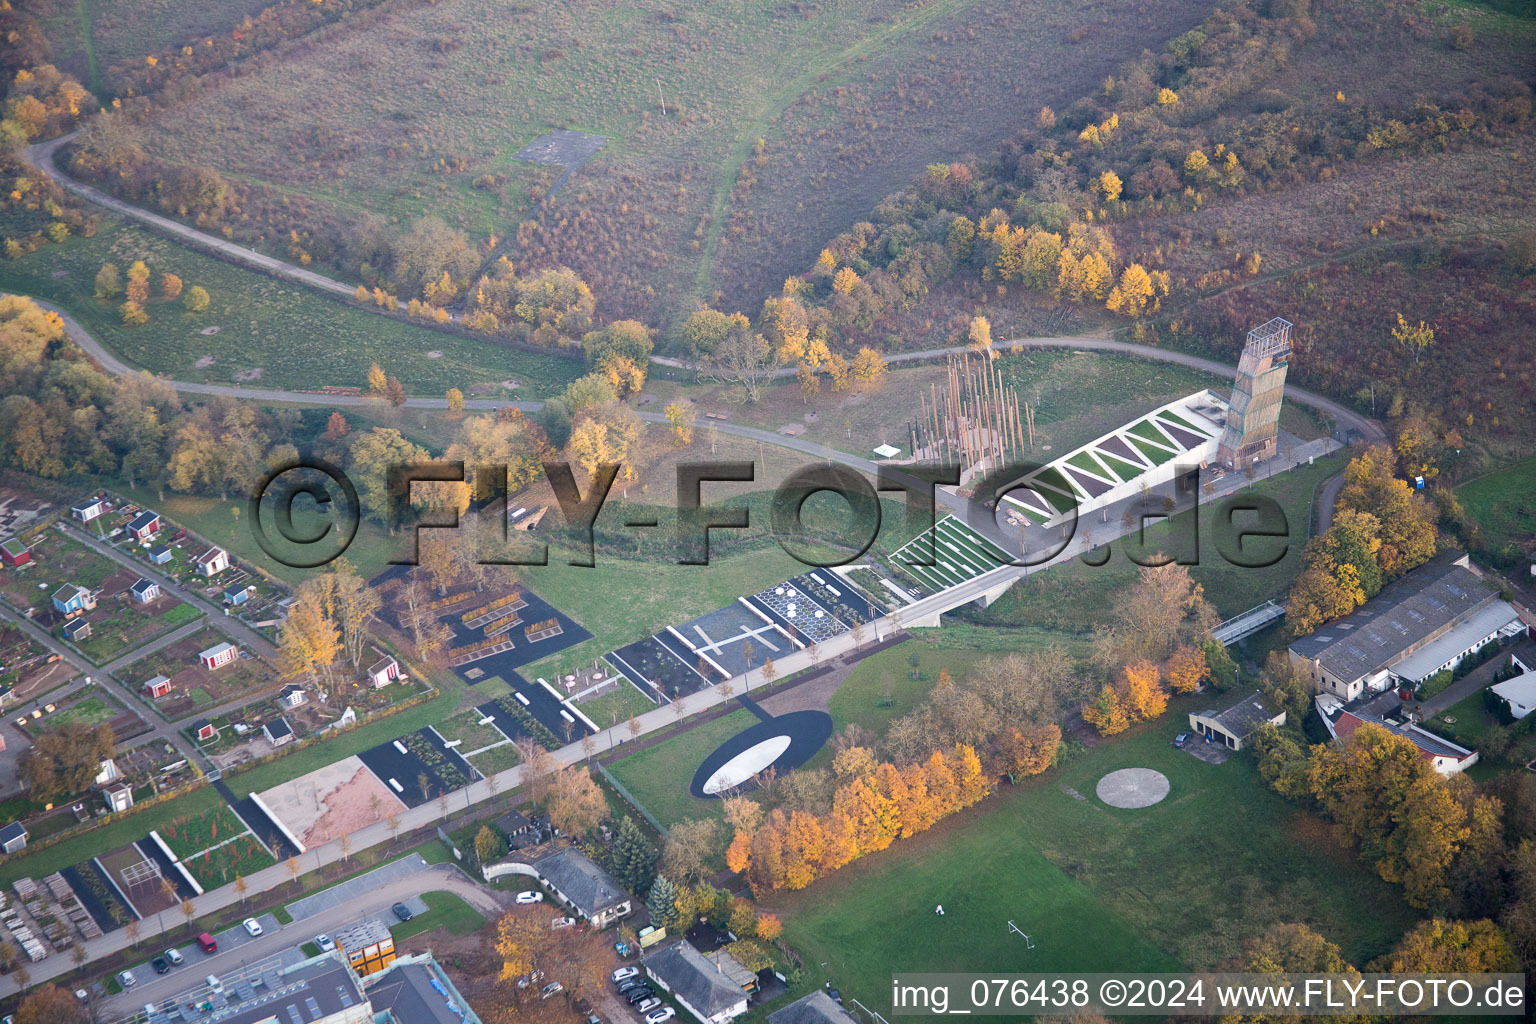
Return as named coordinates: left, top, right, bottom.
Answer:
left=909, top=352, right=1036, bottom=466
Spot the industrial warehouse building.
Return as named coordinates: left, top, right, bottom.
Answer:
left=1288, top=553, right=1526, bottom=702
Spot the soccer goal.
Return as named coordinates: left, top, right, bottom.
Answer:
left=1007, top=920, right=1036, bottom=949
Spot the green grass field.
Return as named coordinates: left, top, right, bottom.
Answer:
left=391, top=890, right=486, bottom=942
left=776, top=711, right=1420, bottom=1013
left=0, top=785, right=228, bottom=890
left=605, top=708, right=759, bottom=827
left=825, top=640, right=997, bottom=739
left=520, top=542, right=811, bottom=681
left=1457, top=458, right=1536, bottom=554
left=576, top=684, right=657, bottom=729
left=0, top=221, right=583, bottom=397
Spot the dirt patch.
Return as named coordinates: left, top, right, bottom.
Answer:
left=426, top=350, right=444, bottom=359
left=255, top=756, right=407, bottom=850
left=233, top=367, right=264, bottom=382
left=50, top=270, right=68, bottom=280
left=778, top=423, right=805, bottom=436
left=194, top=354, right=216, bottom=367
left=755, top=658, right=857, bottom=717
left=200, top=326, right=221, bottom=335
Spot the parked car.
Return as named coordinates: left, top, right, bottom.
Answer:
left=1172, top=732, right=1193, bottom=748
left=612, top=967, right=640, bottom=983
left=540, top=981, right=564, bottom=1000
left=637, top=998, right=662, bottom=1014
left=206, top=975, right=224, bottom=995
left=314, top=933, right=336, bottom=952
left=196, top=932, right=219, bottom=953
left=515, top=891, right=544, bottom=905
left=242, top=917, right=263, bottom=937
left=586, top=1016, right=604, bottom=1024
left=551, top=916, right=577, bottom=930
left=626, top=987, right=656, bottom=1005
left=165, top=948, right=185, bottom=965
left=117, top=970, right=137, bottom=989
left=151, top=957, right=170, bottom=975
left=645, top=1008, right=676, bottom=1024
left=392, top=902, right=413, bottom=922
left=517, top=970, right=546, bottom=990
left=618, top=979, right=646, bottom=995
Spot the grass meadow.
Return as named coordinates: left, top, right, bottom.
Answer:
left=1457, top=458, right=1536, bottom=554
left=775, top=712, right=1420, bottom=1012
left=103, top=0, right=1214, bottom=320
left=0, top=221, right=583, bottom=397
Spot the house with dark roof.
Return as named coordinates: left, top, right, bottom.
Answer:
left=104, top=781, right=134, bottom=813
left=192, top=718, right=217, bottom=742
left=263, top=717, right=295, bottom=747
left=224, top=582, right=254, bottom=606
left=1315, top=692, right=1479, bottom=775
left=770, top=991, right=858, bottom=1024
left=363, top=952, right=485, bottom=1024
left=70, top=496, right=108, bottom=523
left=642, top=941, right=750, bottom=1024
left=196, top=546, right=230, bottom=577
left=1289, top=553, right=1525, bottom=702
left=0, top=821, right=27, bottom=854
left=280, top=683, right=308, bottom=708
left=146, top=543, right=173, bottom=565
left=126, top=509, right=161, bottom=544
left=485, top=842, right=631, bottom=926
left=367, top=656, right=400, bottom=688
left=1188, top=689, right=1285, bottom=750
left=493, top=808, right=534, bottom=845
left=61, top=618, right=90, bottom=643
left=129, top=577, right=160, bottom=604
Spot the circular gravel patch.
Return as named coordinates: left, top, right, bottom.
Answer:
left=1096, top=767, right=1170, bottom=809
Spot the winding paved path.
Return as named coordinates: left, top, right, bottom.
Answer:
left=25, top=132, right=1382, bottom=451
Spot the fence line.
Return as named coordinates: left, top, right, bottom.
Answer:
left=593, top=762, right=668, bottom=837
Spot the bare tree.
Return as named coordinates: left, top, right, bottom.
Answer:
left=704, top=328, right=781, bottom=404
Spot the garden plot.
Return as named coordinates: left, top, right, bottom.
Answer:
left=251, top=757, right=408, bottom=853
left=666, top=603, right=796, bottom=680
left=69, top=567, right=200, bottom=665
left=125, top=626, right=281, bottom=721
left=97, top=842, right=191, bottom=915
left=370, top=568, right=591, bottom=681
left=23, top=692, right=151, bottom=745
left=356, top=728, right=481, bottom=808
left=151, top=803, right=277, bottom=892
left=792, top=570, right=885, bottom=628
left=0, top=624, right=75, bottom=703
left=0, top=530, right=198, bottom=666
left=887, top=516, right=1013, bottom=594
left=57, top=861, right=134, bottom=934
left=475, top=673, right=594, bottom=751
left=606, top=633, right=719, bottom=703
left=747, top=582, right=850, bottom=646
